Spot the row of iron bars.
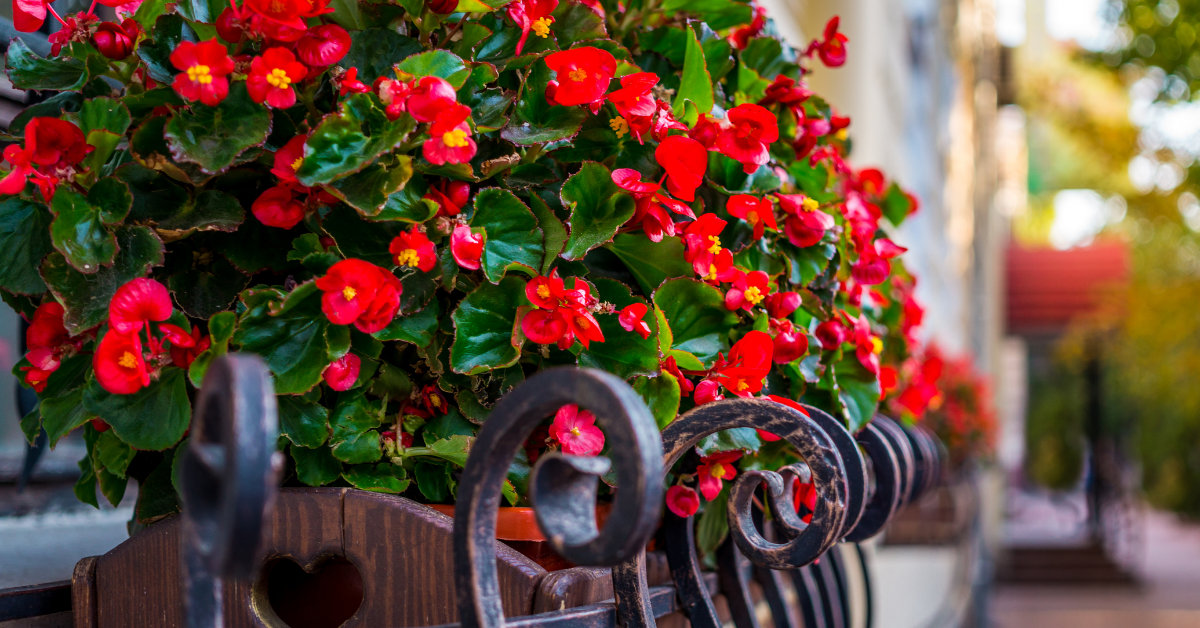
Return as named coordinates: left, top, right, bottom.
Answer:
left=179, top=355, right=943, bottom=628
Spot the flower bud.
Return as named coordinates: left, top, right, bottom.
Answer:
left=428, top=0, right=458, bottom=14
left=93, top=21, right=134, bottom=60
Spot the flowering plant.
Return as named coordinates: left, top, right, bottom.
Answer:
left=3, top=0, right=920, bottom=520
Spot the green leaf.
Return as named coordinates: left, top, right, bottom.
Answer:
left=329, top=390, right=383, bottom=464
left=232, top=283, right=333, bottom=394
left=605, top=233, right=693, bottom=295
left=342, top=28, right=423, bottom=85
left=291, top=444, right=343, bottom=486
left=786, top=241, right=836, bottom=287
left=652, top=278, right=739, bottom=366
left=321, top=204, right=403, bottom=267
left=49, top=187, right=118, bottom=273
left=456, top=389, right=491, bottom=423
left=88, top=178, right=133, bottom=225
left=472, top=188, right=544, bottom=283
left=695, top=489, right=728, bottom=560
left=296, top=93, right=415, bottom=186
left=415, top=459, right=454, bottom=502
left=423, top=408, right=477, bottom=442
left=136, top=15, right=199, bottom=85
left=460, top=87, right=514, bottom=132
left=367, top=361, right=413, bottom=399
left=133, top=0, right=169, bottom=30
left=327, top=0, right=365, bottom=29
left=10, top=91, right=84, bottom=135
left=549, top=0, right=607, bottom=48
left=375, top=175, right=439, bottom=223
left=74, top=452, right=99, bottom=508
left=279, top=395, right=330, bottom=448
left=83, top=367, right=191, bottom=451
left=660, top=0, right=752, bottom=30
left=164, top=83, right=271, bottom=175
left=734, top=61, right=771, bottom=105
left=40, top=353, right=91, bottom=398
left=374, top=299, right=440, bottom=346
left=397, top=50, right=472, bottom=88
left=156, top=190, right=246, bottom=234
left=529, top=193, right=567, bottom=275
left=425, top=434, right=474, bottom=467
left=81, top=130, right=122, bottom=180
left=835, top=356, right=881, bottom=433
left=115, top=163, right=191, bottom=224
left=740, top=38, right=788, bottom=79
left=501, top=60, right=587, bottom=145
left=41, top=226, right=165, bottom=334
left=79, top=97, right=132, bottom=136
left=0, top=197, right=54, bottom=295
left=121, top=87, right=184, bottom=119
left=696, top=427, right=761, bottom=456
left=94, top=429, right=135, bottom=479
left=188, top=310, right=236, bottom=386
left=41, top=389, right=94, bottom=449
left=5, top=38, right=90, bottom=91
left=324, top=158, right=414, bottom=216
left=450, top=275, right=526, bottom=375
left=344, top=463, right=409, bottom=493
left=560, top=162, right=636, bottom=260
left=881, top=183, right=914, bottom=226
left=633, top=372, right=681, bottom=429
left=673, top=25, right=713, bottom=120
left=579, top=279, right=661, bottom=379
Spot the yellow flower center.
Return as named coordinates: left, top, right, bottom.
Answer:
left=706, top=264, right=719, bottom=282
left=536, top=285, right=552, bottom=299
left=744, top=286, right=764, bottom=305
left=801, top=197, right=819, bottom=212
left=568, top=68, right=588, bottom=82
left=609, top=116, right=629, bottom=138
left=707, top=235, right=721, bottom=254
left=187, top=64, right=213, bottom=85
left=119, top=351, right=138, bottom=369
left=532, top=17, right=553, bottom=38
left=266, top=67, right=292, bottom=89
left=576, top=315, right=590, bottom=328
left=342, top=286, right=357, bottom=301
left=835, top=128, right=848, bottom=141
left=710, top=465, right=727, bottom=480
left=442, top=128, right=470, bottom=148
left=570, top=426, right=581, bottom=436
left=746, top=210, right=759, bottom=225
left=396, top=248, right=421, bottom=268
left=736, top=380, right=750, bottom=391
left=291, top=156, right=303, bottom=171
left=431, top=395, right=442, bottom=409
left=871, top=337, right=883, bottom=354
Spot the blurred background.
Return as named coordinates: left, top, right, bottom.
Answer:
left=1, top=0, right=1199, bottom=627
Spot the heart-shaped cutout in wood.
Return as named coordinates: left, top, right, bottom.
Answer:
left=260, top=556, right=364, bottom=628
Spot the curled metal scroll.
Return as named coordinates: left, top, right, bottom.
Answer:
left=179, top=354, right=281, bottom=628
left=801, top=407, right=868, bottom=537
left=870, top=415, right=916, bottom=507
left=614, top=397, right=849, bottom=628
left=453, top=368, right=664, bottom=628
left=843, top=422, right=902, bottom=542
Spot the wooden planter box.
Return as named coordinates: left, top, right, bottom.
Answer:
left=71, top=487, right=671, bottom=628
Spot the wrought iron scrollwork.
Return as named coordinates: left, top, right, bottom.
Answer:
left=179, top=354, right=281, bottom=628
left=453, top=367, right=665, bottom=628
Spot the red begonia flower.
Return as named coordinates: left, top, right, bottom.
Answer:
left=420, top=384, right=450, bottom=415
left=724, top=270, right=771, bottom=311
left=613, top=168, right=694, bottom=242
left=296, top=24, right=350, bottom=67
left=428, top=0, right=457, bottom=13
left=769, top=319, right=808, bottom=364
left=247, top=47, right=307, bottom=108
left=550, top=404, right=605, bottom=455
left=522, top=308, right=568, bottom=345
left=526, top=271, right=567, bottom=309
left=758, top=75, right=812, bottom=108
left=0, top=145, right=34, bottom=196
left=697, top=451, right=741, bottom=500
left=563, top=307, right=605, bottom=348
left=407, top=76, right=459, bottom=123
left=655, top=135, right=707, bottom=202
left=170, top=326, right=211, bottom=368
left=2, top=116, right=91, bottom=197
left=694, top=379, right=725, bottom=405
left=689, top=114, right=725, bottom=150
left=793, top=479, right=817, bottom=522
left=373, top=76, right=411, bottom=120
left=728, top=4, right=766, bottom=50
left=726, top=194, right=777, bottom=239
left=389, top=226, right=438, bottom=272
left=171, top=39, right=235, bottom=107
left=339, top=67, right=370, bottom=96
left=353, top=273, right=402, bottom=334
left=252, top=184, right=306, bottom=229
left=815, top=319, right=846, bottom=350
left=315, top=259, right=403, bottom=333
left=93, top=20, right=139, bottom=60
left=662, top=355, right=694, bottom=396
left=425, top=179, right=470, bottom=217
left=20, top=363, right=52, bottom=392
left=94, top=330, right=149, bottom=395
left=244, top=0, right=331, bottom=30
left=711, top=330, right=773, bottom=397
left=618, top=303, right=651, bottom=339
left=507, top=0, right=558, bottom=55
left=666, top=485, right=700, bottom=517
left=682, top=213, right=728, bottom=277
left=109, top=278, right=172, bottom=334
left=777, top=194, right=835, bottom=248
left=423, top=103, right=477, bottom=166
left=271, top=134, right=308, bottom=183
left=607, top=72, right=658, bottom=118
left=27, top=302, right=68, bottom=351
left=450, top=224, right=484, bottom=270
left=717, top=103, right=779, bottom=174
left=765, top=292, right=801, bottom=319
left=215, top=7, right=248, bottom=43
left=813, top=16, right=848, bottom=67
left=544, top=47, right=616, bottom=109
left=857, top=168, right=886, bottom=196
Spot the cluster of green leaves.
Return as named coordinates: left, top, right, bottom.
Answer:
left=1104, top=0, right=1200, bottom=99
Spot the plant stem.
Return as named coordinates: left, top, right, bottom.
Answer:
left=45, top=4, right=69, bottom=27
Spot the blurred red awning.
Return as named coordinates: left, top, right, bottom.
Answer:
left=1006, top=242, right=1130, bottom=334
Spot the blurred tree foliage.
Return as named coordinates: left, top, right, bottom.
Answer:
left=1102, top=0, right=1200, bottom=101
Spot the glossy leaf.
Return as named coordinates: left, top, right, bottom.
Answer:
left=652, top=278, right=739, bottom=366
left=633, top=372, right=681, bottom=429
left=83, top=367, right=191, bottom=451
left=41, top=388, right=94, bottom=448
left=560, top=162, right=636, bottom=260
left=325, top=158, right=414, bottom=216
left=6, top=38, right=91, bottom=91
left=49, top=187, right=118, bottom=274
left=673, top=25, right=713, bottom=120
left=450, top=276, right=526, bottom=375
left=605, top=233, right=693, bottom=295
left=296, top=94, right=415, bottom=186
left=329, top=390, right=383, bottom=464
left=232, top=283, right=333, bottom=395
left=0, top=198, right=54, bottom=295
left=279, top=395, right=330, bottom=448
left=374, top=299, right=440, bottom=346
left=501, top=60, right=587, bottom=145
left=472, top=188, right=544, bottom=283
left=397, top=50, right=472, bottom=88
left=344, top=463, right=409, bottom=493
left=291, top=444, right=343, bottom=486
left=164, top=83, right=271, bottom=175
left=342, top=28, right=423, bottom=84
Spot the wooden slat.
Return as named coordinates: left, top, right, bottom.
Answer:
left=71, top=558, right=98, bottom=628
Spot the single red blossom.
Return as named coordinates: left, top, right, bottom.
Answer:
left=1, top=117, right=91, bottom=198
left=94, top=330, right=149, bottom=395
left=109, top=278, right=172, bottom=334
left=728, top=4, right=766, bottom=50
left=338, top=67, right=370, bottom=96
left=666, top=485, right=700, bottom=517
left=450, top=224, right=484, bottom=270
left=769, top=319, right=808, bottom=364
left=544, top=47, right=616, bottom=111
left=711, top=331, right=773, bottom=397
left=243, top=0, right=331, bottom=31
left=428, top=0, right=458, bottom=13
left=550, top=404, right=604, bottom=455
left=407, top=76, right=458, bottom=123
left=20, top=364, right=52, bottom=392
left=507, top=0, right=557, bottom=55
left=814, top=319, right=846, bottom=350
left=682, top=213, right=728, bottom=277
left=93, top=20, right=139, bottom=60
left=215, top=7, right=248, bottom=43
left=563, top=307, right=605, bottom=349
left=689, top=114, right=725, bottom=150
left=655, top=135, right=707, bottom=202
left=851, top=315, right=881, bottom=375
left=0, top=145, right=34, bottom=196
left=618, top=303, right=651, bottom=339
left=247, top=47, right=307, bottom=108
left=423, top=103, right=477, bottom=166
left=522, top=307, right=569, bottom=344
left=607, top=72, right=658, bottom=118
left=694, top=379, right=724, bottom=405
left=648, top=100, right=689, bottom=141
left=612, top=168, right=694, bottom=242
left=322, top=353, right=360, bottom=390
left=765, top=292, right=801, bottom=320
left=856, top=168, right=886, bottom=196
left=315, top=259, right=403, bottom=333
left=46, top=14, right=96, bottom=57
left=811, top=16, right=848, bottom=67
left=26, top=346, right=60, bottom=373
left=526, top=271, right=567, bottom=309
left=373, top=76, right=411, bottom=120
left=662, top=356, right=694, bottom=396
left=158, top=323, right=195, bottom=350
left=777, top=194, right=836, bottom=248
left=425, top=179, right=470, bottom=217
left=717, top=103, right=779, bottom=174
left=830, top=113, right=851, bottom=133
left=697, top=450, right=741, bottom=500
left=169, top=326, right=210, bottom=368
left=389, top=226, right=437, bottom=272
left=700, top=248, right=739, bottom=285
left=296, top=24, right=350, bottom=67
left=758, top=75, right=811, bottom=108
left=271, top=134, right=308, bottom=183
left=726, top=194, right=777, bottom=240
left=252, top=184, right=306, bottom=229
left=724, top=270, right=771, bottom=311
left=420, top=384, right=450, bottom=415
left=171, top=39, right=235, bottom=106
left=851, top=239, right=904, bottom=285
left=27, top=302, right=69, bottom=351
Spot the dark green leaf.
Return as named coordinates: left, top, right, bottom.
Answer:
left=279, top=395, right=330, bottom=448
left=87, top=178, right=133, bottom=225
left=423, top=408, right=477, bottom=442
left=450, top=275, right=526, bottom=375
left=6, top=38, right=90, bottom=91
left=375, top=174, right=439, bottom=223
left=374, top=298, right=440, bottom=346
left=397, top=50, right=472, bottom=88
left=605, top=233, right=693, bottom=295
left=633, top=372, right=681, bottom=429
left=322, top=204, right=403, bottom=266
left=652, top=278, right=739, bottom=366
left=472, top=188, right=544, bottom=282
left=49, top=187, right=118, bottom=273
left=79, top=96, right=132, bottom=136
left=328, top=0, right=365, bottom=29
left=156, top=190, right=246, bottom=234
left=415, top=459, right=454, bottom=502
left=342, top=28, right=423, bottom=84
left=695, top=427, right=761, bottom=456
left=10, top=92, right=83, bottom=136
left=324, top=158, right=413, bottom=216
left=94, top=429, right=134, bottom=478
left=673, top=25, right=713, bottom=121
left=164, top=83, right=272, bottom=175
left=501, top=60, right=587, bottom=145
left=115, top=162, right=191, bottom=224
left=0, top=197, right=53, bottom=295
left=232, top=283, right=333, bottom=394
left=329, top=390, right=383, bottom=464
left=881, top=183, right=914, bottom=226
left=579, top=278, right=661, bottom=378
left=83, top=367, right=191, bottom=451
left=835, top=356, right=881, bottom=433
left=344, top=463, right=409, bottom=493
left=660, top=0, right=752, bottom=30
left=136, top=15, right=198, bottom=85
left=41, top=388, right=94, bottom=448
left=74, top=452, right=99, bottom=508
left=560, top=162, right=635, bottom=260
left=296, top=94, right=415, bottom=186
left=550, top=0, right=607, bottom=48
left=291, top=443, right=343, bottom=486
left=529, top=193, right=567, bottom=274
